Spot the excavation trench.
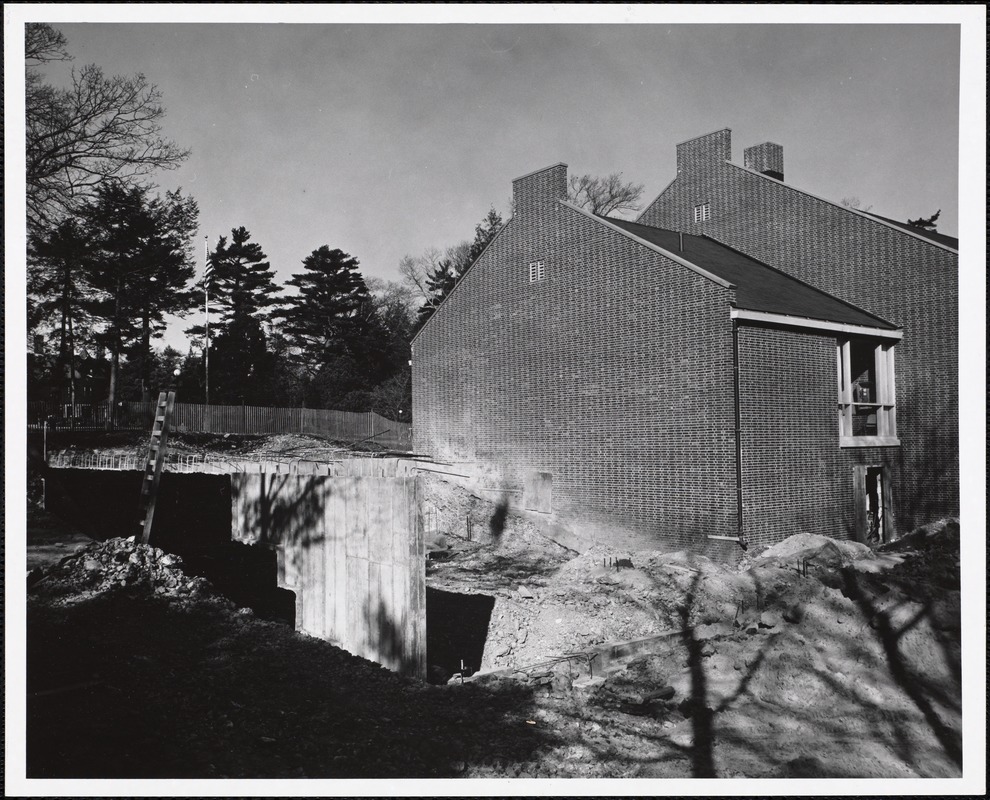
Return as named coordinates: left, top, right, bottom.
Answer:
left=425, top=588, right=496, bottom=683
left=42, top=464, right=428, bottom=677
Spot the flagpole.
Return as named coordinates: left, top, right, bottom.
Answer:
left=204, top=236, right=210, bottom=408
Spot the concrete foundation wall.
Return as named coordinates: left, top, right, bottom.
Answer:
left=231, top=474, right=426, bottom=678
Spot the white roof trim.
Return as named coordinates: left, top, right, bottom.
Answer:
left=725, top=161, right=959, bottom=255
left=731, top=308, right=903, bottom=339
left=558, top=200, right=736, bottom=290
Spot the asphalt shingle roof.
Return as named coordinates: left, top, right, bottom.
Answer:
left=601, top=217, right=898, bottom=330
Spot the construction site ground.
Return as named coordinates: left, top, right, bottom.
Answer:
left=23, top=432, right=966, bottom=780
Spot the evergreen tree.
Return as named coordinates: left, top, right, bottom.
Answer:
left=414, top=207, right=504, bottom=329
left=907, top=209, right=941, bottom=231
left=279, top=245, right=373, bottom=378
left=466, top=207, right=504, bottom=266
left=205, top=227, right=281, bottom=334
left=78, top=183, right=199, bottom=404
left=28, top=218, right=94, bottom=405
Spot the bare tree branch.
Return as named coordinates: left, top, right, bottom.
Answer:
left=26, top=35, right=190, bottom=230
left=568, top=172, right=644, bottom=217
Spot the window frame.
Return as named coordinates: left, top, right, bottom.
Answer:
left=836, top=338, right=899, bottom=447
left=528, top=260, right=545, bottom=283
left=693, top=202, right=711, bottom=223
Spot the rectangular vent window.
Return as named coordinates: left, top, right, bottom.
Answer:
left=529, top=260, right=545, bottom=283
left=693, top=202, right=711, bottom=222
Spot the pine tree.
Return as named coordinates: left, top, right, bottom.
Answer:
left=207, top=227, right=281, bottom=334
left=28, top=218, right=94, bottom=405
left=465, top=207, right=504, bottom=266
left=907, top=209, right=941, bottom=231
left=77, top=183, right=199, bottom=404
left=278, top=245, right=372, bottom=378
left=414, top=207, right=504, bottom=329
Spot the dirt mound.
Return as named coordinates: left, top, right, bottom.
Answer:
left=757, top=532, right=872, bottom=563
left=29, top=537, right=221, bottom=606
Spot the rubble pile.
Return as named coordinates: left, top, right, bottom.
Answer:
left=28, top=537, right=218, bottom=606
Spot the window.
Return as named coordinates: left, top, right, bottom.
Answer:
left=528, top=260, right=545, bottom=283
left=837, top=338, right=898, bottom=446
left=693, top=202, right=711, bottom=222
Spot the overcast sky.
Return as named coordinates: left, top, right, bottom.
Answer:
left=7, top=7, right=982, bottom=353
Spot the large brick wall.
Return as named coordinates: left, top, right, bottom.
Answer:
left=736, top=324, right=904, bottom=549
left=413, top=164, right=740, bottom=552
left=639, top=129, right=959, bottom=532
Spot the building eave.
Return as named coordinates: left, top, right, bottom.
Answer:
left=730, top=307, right=904, bottom=340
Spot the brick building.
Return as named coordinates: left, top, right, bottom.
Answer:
left=412, top=129, right=958, bottom=558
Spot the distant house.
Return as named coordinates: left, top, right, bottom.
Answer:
left=411, top=129, right=958, bottom=558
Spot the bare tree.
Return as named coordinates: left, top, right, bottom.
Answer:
left=568, top=172, right=644, bottom=217
left=25, top=23, right=189, bottom=229
left=398, top=243, right=469, bottom=303
left=840, top=196, right=873, bottom=212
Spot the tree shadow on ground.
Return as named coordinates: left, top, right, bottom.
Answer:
left=541, top=553, right=961, bottom=779
left=26, top=591, right=557, bottom=778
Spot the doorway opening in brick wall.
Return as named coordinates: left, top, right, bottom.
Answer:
left=854, top=465, right=888, bottom=545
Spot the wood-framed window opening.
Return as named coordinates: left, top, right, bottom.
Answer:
left=837, top=338, right=898, bottom=447
left=528, top=260, right=545, bottom=283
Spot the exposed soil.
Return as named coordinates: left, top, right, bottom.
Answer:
left=23, top=433, right=964, bottom=779
left=26, top=502, right=962, bottom=779
left=40, top=430, right=396, bottom=464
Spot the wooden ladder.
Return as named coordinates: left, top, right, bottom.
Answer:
left=138, top=391, right=176, bottom=544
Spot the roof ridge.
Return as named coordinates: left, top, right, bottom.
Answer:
left=724, top=161, right=959, bottom=254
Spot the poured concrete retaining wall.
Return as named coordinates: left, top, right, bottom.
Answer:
left=230, top=473, right=426, bottom=678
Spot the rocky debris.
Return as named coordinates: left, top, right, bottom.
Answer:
left=28, top=536, right=221, bottom=606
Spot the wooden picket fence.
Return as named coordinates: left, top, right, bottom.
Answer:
left=27, top=401, right=413, bottom=450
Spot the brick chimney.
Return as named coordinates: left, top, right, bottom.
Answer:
left=744, top=141, right=784, bottom=181
left=512, top=163, right=568, bottom=217
left=676, top=129, right=732, bottom=174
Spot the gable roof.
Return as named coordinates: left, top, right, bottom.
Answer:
left=857, top=210, right=959, bottom=249
left=600, top=216, right=899, bottom=331
left=723, top=162, right=959, bottom=254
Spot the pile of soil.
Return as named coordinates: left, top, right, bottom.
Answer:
left=28, top=536, right=219, bottom=607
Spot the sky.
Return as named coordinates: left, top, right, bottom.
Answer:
left=8, top=6, right=979, bottom=353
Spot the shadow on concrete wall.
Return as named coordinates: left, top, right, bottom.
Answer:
left=247, top=474, right=329, bottom=552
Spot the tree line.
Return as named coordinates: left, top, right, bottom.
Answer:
left=25, top=23, right=644, bottom=422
